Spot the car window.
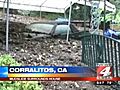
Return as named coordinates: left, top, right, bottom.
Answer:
left=55, top=25, right=71, bottom=35
left=27, top=23, right=54, bottom=34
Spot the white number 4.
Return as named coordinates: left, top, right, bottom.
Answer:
left=99, top=67, right=111, bottom=77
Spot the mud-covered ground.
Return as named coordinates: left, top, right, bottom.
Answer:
left=0, top=37, right=117, bottom=90
left=0, top=15, right=118, bottom=90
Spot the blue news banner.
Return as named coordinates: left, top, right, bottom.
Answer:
left=0, top=66, right=96, bottom=81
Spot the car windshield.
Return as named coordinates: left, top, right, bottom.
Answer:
left=26, top=23, right=54, bottom=34
left=54, top=25, right=70, bottom=35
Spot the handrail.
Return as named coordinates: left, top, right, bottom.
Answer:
left=81, top=34, right=120, bottom=78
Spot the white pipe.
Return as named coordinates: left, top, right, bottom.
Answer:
left=6, top=0, right=9, bottom=51
left=66, top=1, right=72, bottom=42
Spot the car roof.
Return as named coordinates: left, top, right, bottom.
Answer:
left=28, top=21, right=69, bottom=25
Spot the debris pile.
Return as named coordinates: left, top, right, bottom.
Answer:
left=0, top=15, right=115, bottom=90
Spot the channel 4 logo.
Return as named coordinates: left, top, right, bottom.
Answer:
left=96, top=63, right=112, bottom=80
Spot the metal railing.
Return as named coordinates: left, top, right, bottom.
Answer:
left=81, top=34, right=120, bottom=77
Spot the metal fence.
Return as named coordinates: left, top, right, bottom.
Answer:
left=81, top=34, right=120, bottom=77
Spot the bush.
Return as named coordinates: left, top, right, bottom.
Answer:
left=0, top=54, right=21, bottom=66
left=0, top=54, right=43, bottom=90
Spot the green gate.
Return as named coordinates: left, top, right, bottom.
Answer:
left=81, top=34, right=120, bottom=78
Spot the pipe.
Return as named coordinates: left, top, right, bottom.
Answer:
left=66, top=1, right=72, bottom=42
left=6, top=0, right=10, bottom=51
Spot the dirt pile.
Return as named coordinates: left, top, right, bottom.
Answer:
left=8, top=38, right=82, bottom=66
left=0, top=15, right=117, bottom=90
left=0, top=20, right=28, bottom=48
left=0, top=37, right=116, bottom=90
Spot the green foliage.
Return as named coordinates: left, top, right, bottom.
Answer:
left=109, top=0, right=120, bottom=23
left=0, top=54, right=43, bottom=90
left=110, top=0, right=120, bottom=12
left=0, top=54, right=21, bottom=66
left=66, top=3, right=91, bottom=20
left=101, top=13, right=114, bottom=22
left=115, top=12, right=120, bottom=23
left=17, top=3, right=91, bottom=20
left=18, top=10, right=31, bottom=16
left=0, top=81, right=43, bottom=90
left=29, top=11, right=40, bottom=17
left=41, top=12, right=64, bottom=20
left=18, top=10, right=64, bottom=20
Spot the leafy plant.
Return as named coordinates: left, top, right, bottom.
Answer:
left=0, top=54, right=21, bottom=66
left=0, top=54, right=43, bottom=90
left=0, top=81, right=43, bottom=90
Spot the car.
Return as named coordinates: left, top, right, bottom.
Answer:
left=25, top=21, right=90, bottom=39
left=25, top=21, right=77, bottom=36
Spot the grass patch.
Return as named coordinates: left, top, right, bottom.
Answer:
left=0, top=54, right=43, bottom=90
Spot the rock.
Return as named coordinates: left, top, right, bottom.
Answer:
left=37, top=55, right=42, bottom=60
left=59, top=44, right=63, bottom=48
left=15, top=47, right=19, bottom=51
left=72, top=42, right=77, bottom=46
left=50, top=45, right=54, bottom=48
left=66, top=49, right=72, bottom=53
left=20, top=49, right=24, bottom=52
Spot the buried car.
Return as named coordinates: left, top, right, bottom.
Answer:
left=25, top=21, right=90, bottom=39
